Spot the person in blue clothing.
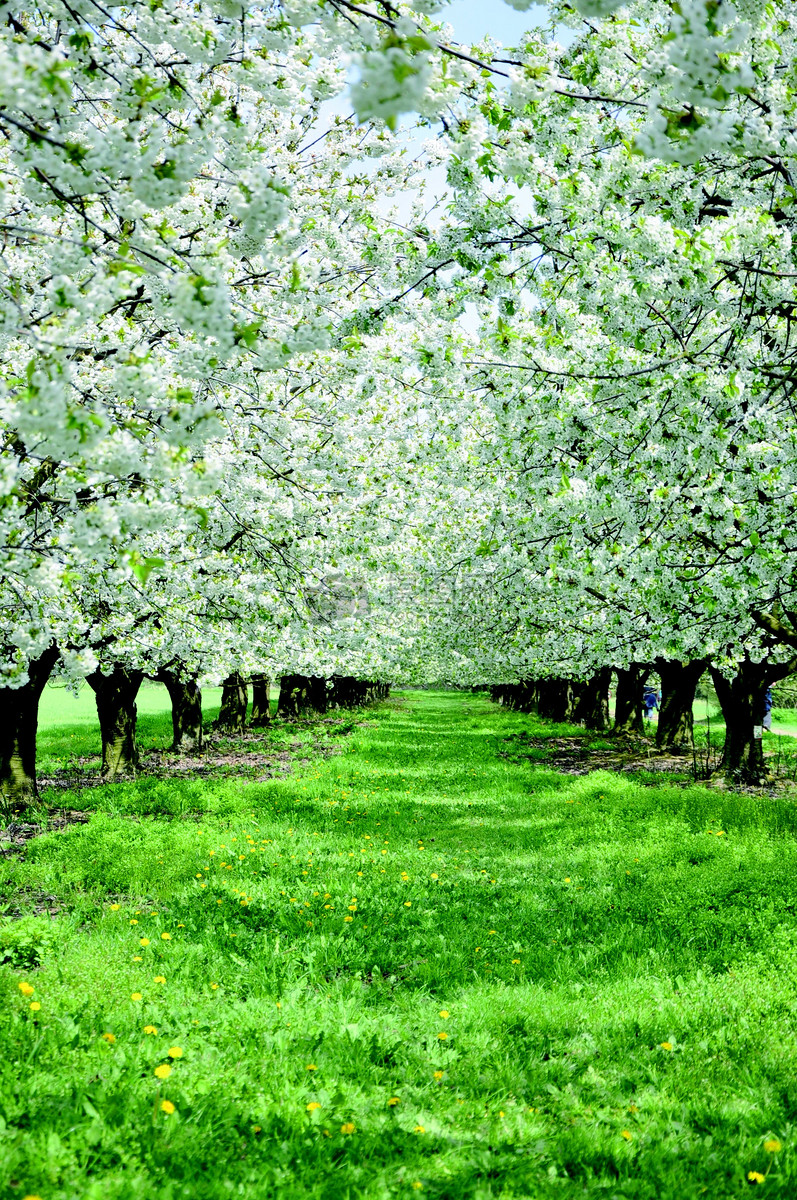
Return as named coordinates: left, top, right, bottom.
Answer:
left=643, top=684, right=660, bottom=720
left=763, top=687, right=773, bottom=732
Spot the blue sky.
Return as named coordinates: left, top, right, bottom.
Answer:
left=441, top=1, right=551, bottom=45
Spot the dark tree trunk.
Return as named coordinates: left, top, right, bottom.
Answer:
left=87, top=665, right=143, bottom=777
left=277, top=674, right=327, bottom=717
left=250, top=675, right=272, bottom=727
left=709, top=662, right=771, bottom=784
left=216, top=673, right=248, bottom=731
left=0, top=644, right=60, bottom=811
left=157, top=669, right=203, bottom=753
left=655, top=658, right=707, bottom=753
left=537, top=677, right=576, bottom=723
left=573, top=668, right=611, bottom=730
left=613, top=664, right=649, bottom=735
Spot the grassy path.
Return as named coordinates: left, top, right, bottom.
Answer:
left=3, top=691, right=797, bottom=1198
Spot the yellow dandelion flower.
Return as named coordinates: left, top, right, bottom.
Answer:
left=748, top=1172, right=765, bottom=1184
left=628, top=1104, right=639, bottom=1114
left=341, top=1122, right=355, bottom=1134
left=153, top=975, right=166, bottom=984
left=388, top=1096, right=400, bottom=1106
left=621, top=1130, right=632, bottom=1141
left=511, top=958, right=521, bottom=964
left=564, top=878, right=571, bottom=883
left=129, top=919, right=138, bottom=926
left=130, top=992, right=143, bottom=1002
left=110, top=903, right=121, bottom=911
left=101, top=1032, right=116, bottom=1043
left=18, top=982, right=34, bottom=997
left=430, top=873, right=438, bottom=880
left=139, top=938, right=150, bottom=947
left=306, top=1064, right=317, bottom=1071
left=433, top=1070, right=444, bottom=1080
left=211, top=983, right=219, bottom=990
left=143, top=1025, right=157, bottom=1034
left=160, top=932, right=171, bottom=941
left=177, top=923, right=185, bottom=928
left=167, top=1046, right=183, bottom=1058
left=22, top=1194, right=44, bottom=1200
left=160, top=1099, right=176, bottom=1115
left=437, top=1031, right=448, bottom=1040
left=660, top=1042, right=673, bottom=1051
left=414, top=1124, right=425, bottom=1134
left=252, top=1125, right=262, bottom=1134
left=764, top=1139, right=782, bottom=1153
left=404, top=901, right=412, bottom=907
left=132, top=955, right=143, bottom=962
left=344, top=915, right=353, bottom=922
left=29, top=1002, right=41, bottom=1012
left=307, top=1102, right=321, bottom=1112
left=439, top=1010, right=450, bottom=1019
left=154, top=1064, right=172, bottom=1080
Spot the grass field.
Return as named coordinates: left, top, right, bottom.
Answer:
left=3, top=691, right=797, bottom=1198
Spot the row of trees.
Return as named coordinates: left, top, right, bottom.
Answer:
left=3, top=1, right=797, bottom=796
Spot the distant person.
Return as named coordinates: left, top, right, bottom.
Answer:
left=763, top=687, right=773, bottom=732
left=643, top=685, right=659, bottom=720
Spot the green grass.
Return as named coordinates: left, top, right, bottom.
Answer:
left=3, top=692, right=797, bottom=1198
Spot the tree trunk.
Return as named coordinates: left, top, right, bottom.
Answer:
left=0, top=644, right=60, bottom=811
left=613, top=664, right=649, bottom=735
left=250, top=675, right=272, bottom=727
left=537, top=677, right=576, bottom=723
left=655, top=658, right=706, bottom=753
left=87, top=665, right=143, bottom=777
left=709, top=662, right=770, bottom=784
left=157, top=669, right=203, bottom=754
left=573, top=668, right=611, bottom=730
left=216, top=672, right=248, bottom=731
left=277, top=674, right=327, bottom=717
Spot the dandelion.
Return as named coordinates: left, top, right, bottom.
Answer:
left=344, top=915, right=353, bottom=923
left=307, top=1101, right=321, bottom=1112
left=433, top=1071, right=444, bottom=1080
left=306, top=1064, right=317, bottom=1071
left=177, top=923, right=185, bottom=928
left=414, top=1124, right=425, bottom=1134
left=764, top=1139, right=782, bottom=1153
left=153, top=975, right=166, bottom=984
left=110, top=903, right=121, bottom=911
left=29, top=1002, right=41, bottom=1012
left=341, top=1122, right=355, bottom=1134
left=139, top=938, right=150, bottom=947
left=628, top=1104, right=639, bottom=1114
left=748, top=1172, right=765, bottom=1184
left=511, top=958, right=521, bottom=964
left=154, top=1064, right=172, bottom=1080
left=132, top=955, right=143, bottom=962
left=161, top=932, right=171, bottom=941
left=564, top=877, right=571, bottom=883
left=252, top=1125, right=262, bottom=1134
left=143, top=1025, right=157, bottom=1035
left=439, top=1010, right=450, bottom=1019
left=412, top=1184, right=423, bottom=1191
left=211, top=982, right=219, bottom=990
left=430, top=873, right=438, bottom=880
left=660, top=1042, right=673, bottom=1051
left=404, top=901, right=412, bottom=907
left=101, top=1032, right=116, bottom=1043
left=18, top=982, right=34, bottom=997
left=437, top=1031, right=448, bottom=1040
left=621, top=1130, right=632, bottom=1141
left=131, top=992, right=143, bottom=1002
left=388, top=1096, right=400, bottom=1106
left=22, top=1194, right=43, bottom=1200
left=130, top=919, right=138, bottom=926
left=160, top=1100, right=176, bottom=1115
left=168, top=1046, right=183, bottom=1058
